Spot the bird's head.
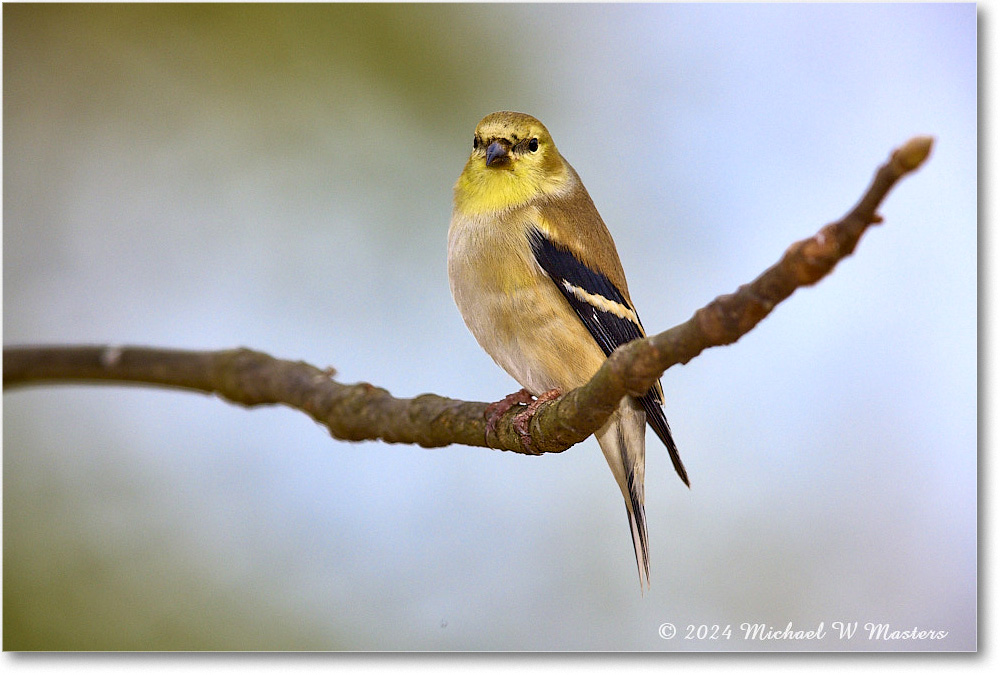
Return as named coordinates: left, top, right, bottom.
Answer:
left=454, top=111, right=569, bottom=214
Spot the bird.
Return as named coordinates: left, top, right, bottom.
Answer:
left=447, top=111, right=687, bottom=590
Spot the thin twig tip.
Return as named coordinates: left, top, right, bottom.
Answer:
left=895, top=136, right=934, bottom=172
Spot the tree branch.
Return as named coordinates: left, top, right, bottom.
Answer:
left=3, top=136, right=934, bottom=455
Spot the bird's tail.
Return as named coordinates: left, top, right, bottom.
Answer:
left=596, top=396, right=649, bottom=592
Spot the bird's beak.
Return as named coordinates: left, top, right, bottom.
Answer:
left=485, top=141, right=509, bottom=167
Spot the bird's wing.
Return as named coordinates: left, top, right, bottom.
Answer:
left=528, top=227, right=689, bottom=486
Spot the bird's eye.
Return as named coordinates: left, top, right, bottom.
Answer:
left=528, top=138, right=539, bottom=152
left=473, top=136, right=480, bottom=150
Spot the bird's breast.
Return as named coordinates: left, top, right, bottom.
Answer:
left=447, top=210, right=605, bottom=394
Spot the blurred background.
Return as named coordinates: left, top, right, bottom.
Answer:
left=3, top=4, right=975, bottom=650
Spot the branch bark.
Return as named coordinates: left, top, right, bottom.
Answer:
left=3, top=136, right=934, bottom=455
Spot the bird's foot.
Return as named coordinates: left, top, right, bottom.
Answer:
left=511, top=388, right=562, bottom=455
left=484, top=388, right=536, bottom=441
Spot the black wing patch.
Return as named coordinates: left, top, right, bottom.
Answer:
left=529, top=227, right=689, bottom=487
left=527, top=228, right=642, bottom=357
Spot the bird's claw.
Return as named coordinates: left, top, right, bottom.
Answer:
left=484, top=388, right=535, bottom=441
left=511, top=388, right=562, bottom=455
left=484, top=387, right=561, bottom=453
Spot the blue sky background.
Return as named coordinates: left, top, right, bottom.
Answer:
left=3, top=3, right=976, bottom=650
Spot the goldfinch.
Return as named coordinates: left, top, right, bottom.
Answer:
left=447, top=111, right=688, bottom=590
